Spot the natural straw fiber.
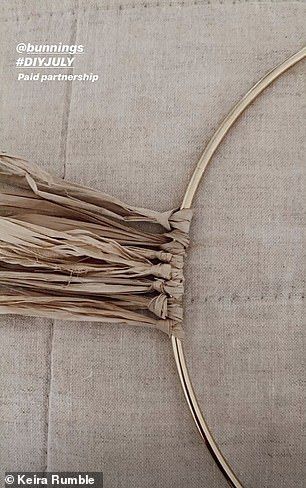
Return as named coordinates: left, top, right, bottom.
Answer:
left=0, top=154, right=192, bottom=338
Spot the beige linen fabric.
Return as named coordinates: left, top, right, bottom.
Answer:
left=0, top=1, right=304, bottom=488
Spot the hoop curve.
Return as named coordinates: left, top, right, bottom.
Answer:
left=172, top=46, right=306, bottom=488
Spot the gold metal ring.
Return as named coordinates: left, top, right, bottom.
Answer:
left=172, top=46, right=306, bottom=488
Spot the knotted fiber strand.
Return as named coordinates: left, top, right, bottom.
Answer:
left=0, top=154, right=192, bottom=338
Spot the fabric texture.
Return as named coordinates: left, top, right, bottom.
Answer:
left=0, top=154, right=192, bottom=337
left=0, top=1, right=304, bottom=488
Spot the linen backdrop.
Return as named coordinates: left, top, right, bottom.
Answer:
left=0, top=1, right=304, bottom=487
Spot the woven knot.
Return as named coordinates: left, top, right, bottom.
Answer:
left=146, top=208, right=192, bottom=335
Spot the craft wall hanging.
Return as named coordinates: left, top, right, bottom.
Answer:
left=0, top=46, right=305, bottom=488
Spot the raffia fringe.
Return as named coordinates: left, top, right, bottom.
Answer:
left=0, top=154, right=192, bottom=338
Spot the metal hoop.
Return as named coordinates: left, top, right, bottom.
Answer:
left=172, top=46, right=306, bottom=488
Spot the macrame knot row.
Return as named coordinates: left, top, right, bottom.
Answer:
left=0, top=154, right=192, bottom=338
